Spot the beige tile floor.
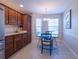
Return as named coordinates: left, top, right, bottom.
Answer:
left=8, top=39, right=77, bottom=59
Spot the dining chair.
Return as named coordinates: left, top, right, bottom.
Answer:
left=45, top=31, right=58, bottom=49
left=40, top=33, right=53, bottom=56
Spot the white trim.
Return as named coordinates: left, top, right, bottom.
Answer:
left=64, top=41, right=78, bottom=58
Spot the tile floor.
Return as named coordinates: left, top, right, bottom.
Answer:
left=8, top=39, right=77, bottom=59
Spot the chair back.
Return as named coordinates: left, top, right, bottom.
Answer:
left=41, top=33, right=52, bottom=40
left=45, top=31, right=52, bottom=34
left=40, top=33, right=53, bottom=56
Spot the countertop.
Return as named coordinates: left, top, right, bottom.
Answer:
left=5, top=31, right=27, bottom=36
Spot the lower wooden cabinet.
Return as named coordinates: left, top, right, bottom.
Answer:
left=22, top=33, right=28, bottom=45
left=5, top=44, right=14, bottom=58
left=5, top=36, right=14, bottom=59
left=5, top=33, right=30, bottom=59
left=14, top=34, right=23, bottom=51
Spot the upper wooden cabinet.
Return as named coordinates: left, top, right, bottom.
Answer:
left=8, top=9, right=17, bottom=25
left=5, top=36, right=14, bottom=59
left=22, top=15, right=28, bottom=30
left=5, top=7, right=22, bottom=25
left=5, top=7, right=9, bottom=24
left=17, top=12, right=22, bottom=25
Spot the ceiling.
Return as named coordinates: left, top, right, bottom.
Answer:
left=0, top=0, right=73, bottom=14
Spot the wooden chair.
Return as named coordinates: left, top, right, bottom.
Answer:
left=41, top=33, right=53, bottom=56
left=45, top=31, right=58, bottom=49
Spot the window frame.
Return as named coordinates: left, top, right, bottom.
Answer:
left=48, top=18, right=59, bottom=37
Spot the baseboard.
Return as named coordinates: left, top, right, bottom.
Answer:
left=63, top=41, right=78, bottom=58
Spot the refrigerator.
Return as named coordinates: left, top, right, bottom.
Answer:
left=0, top=5, right=5, bottom=59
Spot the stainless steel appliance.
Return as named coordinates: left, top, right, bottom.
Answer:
left=0, top=5, right=5, bottom=59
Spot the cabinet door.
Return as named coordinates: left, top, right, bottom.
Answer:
left=17, top=12, right=22, bottom=25
left=5, top=36, right=14, bottom=58
left=5, top=7, right=9, bottom=24
left=22, top=33, right=28, bottom=45
left=14, top=11, right=18, bottom=25
left=14, top=34, right=24, bottom=51
left=8, top=9, right=17, bottom=25
left=22, top=15, right=28, bottom=30
left=8, top=9, right=13, bottom=24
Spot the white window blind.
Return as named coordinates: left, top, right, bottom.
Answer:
left=36, top=18, right=42, bottom=36
left=36, top=18, right=59, bottom=37
left=48, top=18, right=59, bottom=37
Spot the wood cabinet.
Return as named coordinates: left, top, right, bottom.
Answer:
left=22, top=15, right=31, bottom=43
left=4, top=3, right=31, bottom=59
left=22, top=15, right=28, bottom=30
left=14, top=11, right=18, bottom=25
left=17, top=12, right=22, bottom=25
left=5, top=33, right=28, bottom=59
left=5, top=7, right=9, bottom=24
left=8, top=9, right=14, bottom=24
left=5, top=7, right=22, bottom=25
left=5, top=36, right=14, bottom=59
left=22, top=33, right=28, bottom=46
left=8, top=9, right=17, bottom=25
left=14, top=34, right=23, bottom=51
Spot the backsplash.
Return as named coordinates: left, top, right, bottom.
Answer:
left=5, top=25, right=20, bottom=34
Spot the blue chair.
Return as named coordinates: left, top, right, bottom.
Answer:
left=41, top=33, right=53, bottom=56
left=45, top=31, right=58, bottom=49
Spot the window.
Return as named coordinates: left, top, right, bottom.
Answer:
left=36, top=18, right=59, bottom=37
left=48, top=18, right=59, bottom=37
left=36, top=18, right=42, bottom=36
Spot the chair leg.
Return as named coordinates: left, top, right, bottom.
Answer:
left=41, top=42, right=43, bottom=54
left=50, top=40, right=53, bottom=56
left=50, top=41, right=52, bottom=56
left=50, top=45, right=52, bottom=56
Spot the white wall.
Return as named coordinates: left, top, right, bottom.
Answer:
left=63, top=0, right=78, bottom=56
left=32, top=13, right=63, bottom=40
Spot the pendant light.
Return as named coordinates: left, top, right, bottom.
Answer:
left=43, top=8, right=49, bottom=21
